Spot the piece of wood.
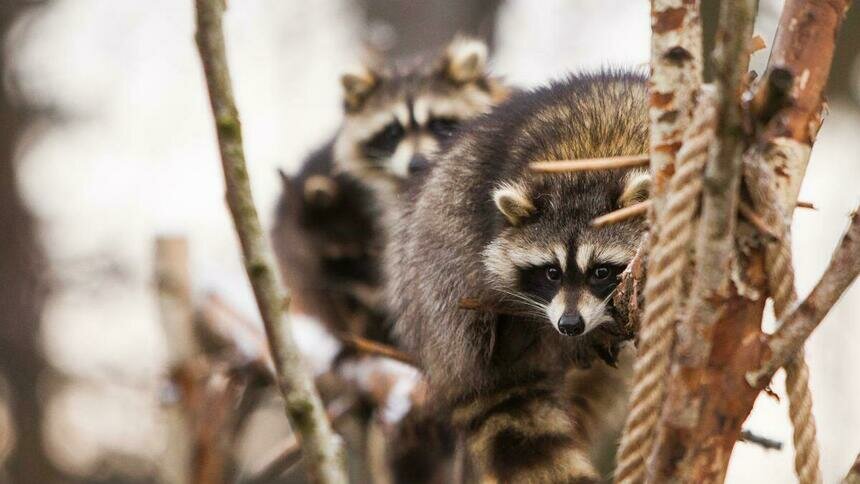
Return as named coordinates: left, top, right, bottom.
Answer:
left=749, top=208, right=860, bottom=386
left=193, top=1, right=347, bottom=481
left=529, top=154, right=649, bottom=173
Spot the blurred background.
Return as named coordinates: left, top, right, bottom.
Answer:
left=0, top=0, right=858, bottom=482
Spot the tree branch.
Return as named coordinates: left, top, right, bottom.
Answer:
left=748, top=208, right=860, bottom=386
left=529, top=154, right=649, bottom=173
left=644, top=0, right=852, bottom=481
left=647, top=0, right=703, bottom=214
left=193, top=1, right=347, bottom=482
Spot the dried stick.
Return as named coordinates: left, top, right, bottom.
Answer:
left=193, top=1, right=346, bottom=482
left=592, top=200, right=650, bottom=227
left=337, top=332, right=417, bottom=367
left=156, top=238, right=195, bottom=484
left=749, top=208, right=860, bottom=386
left=739, top=429, right=782, bottom=451
left=591, top=199, right=813, bottom=228
left=529, top=154, right=649, bottom=173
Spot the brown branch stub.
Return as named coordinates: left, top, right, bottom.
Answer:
left=749, top=207, right=860, bottom=387
left=155, top=237, right=196, bottom=484
left=739, top=429, right=783, bottom=451
left=529, top=153, right=649, bottom=173
left=193, top=1, right=347, bottom=482
left=591, top=200, right=650, bottom=227
left=336, top=332, right=418, bottom=367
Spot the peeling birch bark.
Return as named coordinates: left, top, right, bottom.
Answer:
left=648, top=0, right=704, bottom=214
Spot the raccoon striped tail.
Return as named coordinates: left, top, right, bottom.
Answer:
left=452, top=383, right=600, bottom=484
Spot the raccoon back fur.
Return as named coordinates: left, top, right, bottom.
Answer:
left=272, top=141, right=388, bottom=342
left=385, top=70, right=649, bottom=482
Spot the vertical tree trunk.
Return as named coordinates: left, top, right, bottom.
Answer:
left=0, top=1, right=59, bottom=482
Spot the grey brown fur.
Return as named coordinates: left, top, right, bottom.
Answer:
left=385, top=71, right=649, bottom=481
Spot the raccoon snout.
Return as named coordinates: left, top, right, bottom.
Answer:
left=557, top=313, right=585, bottom=337
left=408, top=154, right=431, bottom=174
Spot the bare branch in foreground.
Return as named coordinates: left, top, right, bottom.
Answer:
left=155, top=237, right=195, bottom=484
left=748, top=208, right=860, bottom=387
left=193, top=1, right=346, bottom=482
left=337, top=332, right=418, bottom=367
left=529, top=154, right=649, bottom=173
left=591, top=198, right=814, bottom=228
left=739, top=429, right=783, bottom=451
left=591, top=200, right=650, bottom=227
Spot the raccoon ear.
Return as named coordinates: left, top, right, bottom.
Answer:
left=619, top=169, right=651, bottom=208
left=278, top=168, right=291, bottom=186
left=443, top=37, right=488, bottom=84
left=493, top=182, right=535, bottom=226
left=341, top=67, right=378, bottom=112
left=303, top=175, right=338, bottom=208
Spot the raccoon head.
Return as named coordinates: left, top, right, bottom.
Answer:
left=483, top=169, right=650, bottom=337
left=334, top=37, right=508, bottom=190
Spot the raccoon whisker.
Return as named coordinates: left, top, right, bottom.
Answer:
left=495, top=289, right=549, bottom=313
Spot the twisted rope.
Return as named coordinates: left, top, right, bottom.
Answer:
left=615, top=95, right=716, bottom=484
left=744, top=158, right=822, bottom=484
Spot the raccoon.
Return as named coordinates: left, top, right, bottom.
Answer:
left=272, top=37, right=510, bottom=484
left=272, top=141, right=387, bottom=341
left=334, top=36, right=510, bottom=201
left=274, top=37, right=508, bottom=344
left=385, top=71, right=649, bottom=482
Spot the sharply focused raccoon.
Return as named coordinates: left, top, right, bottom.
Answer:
left=334, top=36, right=510, bottom=200
left=385, top=71, right=650, bottom=482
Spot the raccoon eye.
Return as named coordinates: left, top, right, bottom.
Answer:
left=428, top=117, right=459, bottom=138
left=545, top=266, right=562, bottom=282
left=365, top=121, right=404, bottom=155
left=590, top=265, right=614, bottom=283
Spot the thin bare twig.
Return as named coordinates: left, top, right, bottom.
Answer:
left=337, top=332, right=417, bottom=367
left=155, top=238, right=195, bottom=484
left=739, top=429, right=783, bottom=451
left=529, top=154, right=649, bottom=173
left=193, top=1, right=346, bottom=482
left=748, top=208, right=860, bottom=386
left=591, top=198, right=813, bottom=228
left=592, top=200, right=650, bottom=227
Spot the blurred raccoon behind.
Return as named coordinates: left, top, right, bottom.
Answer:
left=385, top=71, right=649, bottom=482
left=272, top=36, right=509, bottom=347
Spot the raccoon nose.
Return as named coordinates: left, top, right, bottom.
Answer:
left=558, top=314, right=585, bottom=336
left=408, top=154, right=431, bottom=174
